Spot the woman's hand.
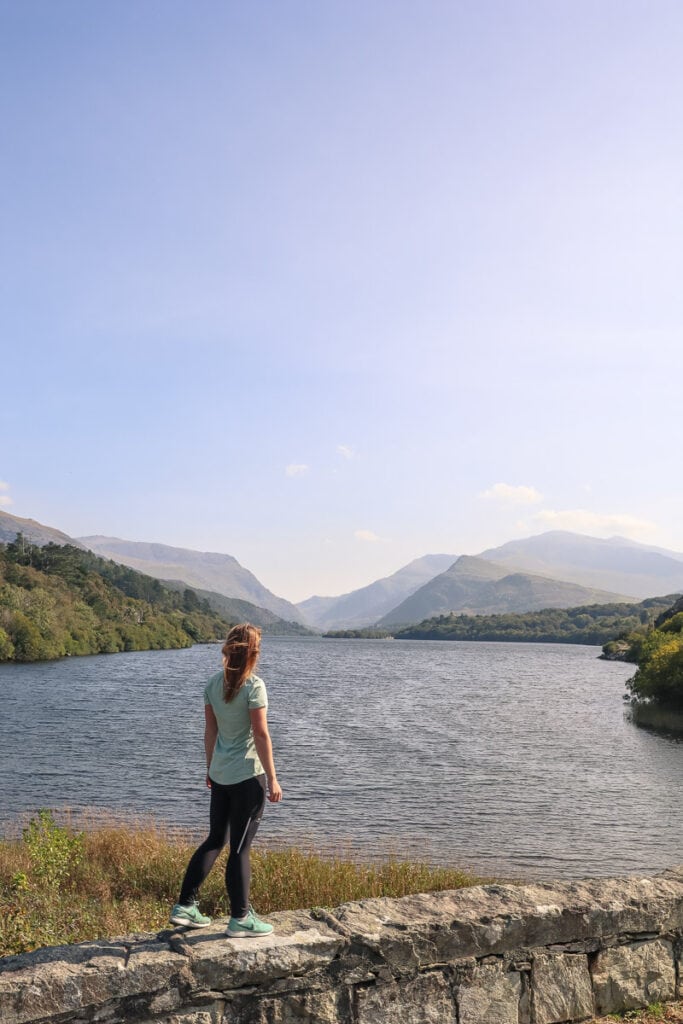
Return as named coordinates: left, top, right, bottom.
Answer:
left=206, top=773, right=212, bottom=789
left=267, top=777, right=282, bottom=803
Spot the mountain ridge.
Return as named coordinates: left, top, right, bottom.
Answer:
left=477, top=530, right=683, bottom=598
left=297, top=553, right=456, bottom=630
left=5, top=509, right=683, bottom=630
left=298, top=533, right=683, bottom=629
left=0, top=510, right=85, bottom=549
left=79, top=535, right=305, bottom=624
left=377, top=554, right=632, bottom=626
left=160, top=579, right=313, bottom=635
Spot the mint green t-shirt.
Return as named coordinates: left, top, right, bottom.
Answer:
left=203, top=671, right=268, bottom=785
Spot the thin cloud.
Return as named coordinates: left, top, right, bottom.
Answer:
left=337, top=444, right=355, bottom=460
left=0, top=480, right=12, bottom=507
left=285, top=464, right=310, bottom=478
left=354, top=529, right=383, bottom=543
left=533, top=508, right=656, bottom=538
left=480, top=482, right=543, bottom=505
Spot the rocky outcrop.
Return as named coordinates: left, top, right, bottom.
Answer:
left=2, top=867, right=683, bottom=1024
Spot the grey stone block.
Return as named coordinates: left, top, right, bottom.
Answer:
left=232, top=988, right=349, bottom=1024
left=457, top=961, right=521, bottom=1024
left=356, top=971, right=456, bottom=1024
left=330, top=871, right=683, bottom=966
left=592, top=939, right=676, bottom=1015
left=190, top=930, right=346, bottom=994
left=138, top=1010, right=220, bottom=1024
left=531, top=952, right=593, bottom=1023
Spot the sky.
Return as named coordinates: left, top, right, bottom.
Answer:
left=2, top=1, right=683, bottom=602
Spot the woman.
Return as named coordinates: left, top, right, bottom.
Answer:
left=170, top=623, right=282, bottom=936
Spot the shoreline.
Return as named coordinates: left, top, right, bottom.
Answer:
left=0, top=812, right=481, bottom=957
left=0, top=634, right=611, bottom=666
left=627, top=700, right=683, bottom=736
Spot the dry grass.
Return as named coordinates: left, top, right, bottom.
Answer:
left=0, top=810, right=481, bottom=957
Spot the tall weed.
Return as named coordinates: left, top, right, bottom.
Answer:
left=0, top=812, right=482, bottom=956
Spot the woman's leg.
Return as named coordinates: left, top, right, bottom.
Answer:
left=177, top=780, right=231, bottom=905
left=225, top=775, right=267, bottom=918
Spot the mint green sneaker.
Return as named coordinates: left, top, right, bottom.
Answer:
left=226, top=906, right=273, bottom=937
left=170, top=901, right=212, bottom=928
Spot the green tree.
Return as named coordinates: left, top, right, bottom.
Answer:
left=628, top=634, right=683, bottom=709
left=626, top=599, right=683, bottom=710
left=10, top=612, right=45, bottom=661
left=0, top=627, right=14, bottom=659
left=0, top=541, right=228, bottom=663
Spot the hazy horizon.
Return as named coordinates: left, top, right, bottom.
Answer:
left=3, top=2, right=683, bottom=600
left=3, top=507, right=682, bottom=604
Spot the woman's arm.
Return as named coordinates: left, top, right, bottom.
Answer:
left=204, top=704, right=218, bottom=787
left=249, top=707, right=282, bottom=803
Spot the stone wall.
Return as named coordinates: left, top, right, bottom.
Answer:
left=2, top=866, right=683, bottom=1024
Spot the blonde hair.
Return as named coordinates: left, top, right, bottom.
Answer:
left=222, top=623, right=262, bottom=702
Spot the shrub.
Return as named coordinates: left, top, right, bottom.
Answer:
left=23, top=810, right=84, bottom=889
left=628, top=633, right=683, bottom=710
left=0, top=627, right=14, bottom=659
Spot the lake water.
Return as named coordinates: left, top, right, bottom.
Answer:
left=1, top=638, right=681, bottom=880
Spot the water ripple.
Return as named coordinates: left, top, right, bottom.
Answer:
left=1, top=638, right=681, bottom=879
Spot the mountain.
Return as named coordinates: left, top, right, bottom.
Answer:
left=377, top=555, right=631, bottom=626
left=160, top=580, right=313, bottom=635
left=0, top=510, right=84, bottom=549
left=477, top=531, right=683, bottom=599
left=297, top=553, right=457, bottom=630
left=79, top=536, right=305, bottom=624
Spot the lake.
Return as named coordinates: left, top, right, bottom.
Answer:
left=1, top=637, right=681, bottom=880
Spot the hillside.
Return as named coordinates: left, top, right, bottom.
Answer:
left=0, top=510, right=84, bottom=549
left=79, top=536, right=304, bottom=624
left=0, top=539, right=230, bottom=662
left=160, top=580, right=313, bottom=635
left=477, top=531, right=683, bottom=599
left=297, top=553, right=456, bottom=630
left=378, top=555, right=631, bottom=626
left=302, top=531, right=683, bottom=629
left=1, top=514, right=305, bottom=630
left=395, top=595, right=676, bottom=644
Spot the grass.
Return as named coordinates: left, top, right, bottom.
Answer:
left=596, top=1004, right=683, bottom=1023
left=0, top=810, right=482, bottom=957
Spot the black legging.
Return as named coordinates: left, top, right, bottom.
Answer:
left=178, top=774, right=266, bottom=918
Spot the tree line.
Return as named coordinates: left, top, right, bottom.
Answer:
left=392, top=597, right=676, bottom=644
left=619, top=595, right=683, bottom=711
left=0, top=537, right=231, bottom=663
left=323, top=628, right=393, bottom=639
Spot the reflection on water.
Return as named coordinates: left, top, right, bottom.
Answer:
left=1, top=638, right=681, bottom=879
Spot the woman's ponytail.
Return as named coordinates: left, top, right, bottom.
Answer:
left=222, top=623, right=262, bottom=702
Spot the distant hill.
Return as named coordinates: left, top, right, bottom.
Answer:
left=477, top=531, right=683, bottom=599
left=161, top=580, right=314, bottom=635
left=79, top=536, right=304, bottom=624
left=377, top=555, right=631, bottom=626
left=0, top=540, right=230, bottom=663
left=0, top=510, right=83, bottom=549
left=297, top=553, right=456, bottom=630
